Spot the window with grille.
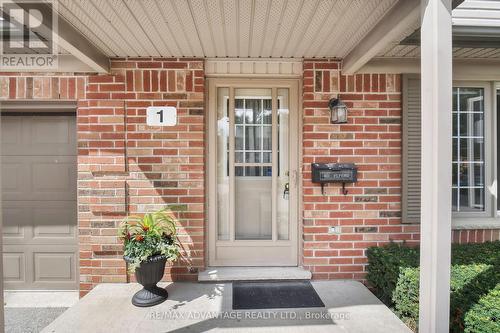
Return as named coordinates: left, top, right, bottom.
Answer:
left=452, top=87, right=485, bottom=212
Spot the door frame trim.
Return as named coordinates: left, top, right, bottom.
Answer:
left=0, top=100, right=77, bottom=112
left=206, top=77, right=301, bottom=266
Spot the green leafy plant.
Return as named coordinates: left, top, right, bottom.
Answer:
left=464, top=284, right=500, bottom=333
left=366, top=242, right=419, bottom=304
left=366, top=241, right=500, bottom=332
left=392, top=264, right=499, bottom=332
left=119, top=208, right=181, bottom=273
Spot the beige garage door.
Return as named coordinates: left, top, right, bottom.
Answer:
left=1, top=114, right=78, bottom=290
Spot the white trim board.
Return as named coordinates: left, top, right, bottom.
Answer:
left=205, top=59, right=303, bottom=77
left=360, top=58, right=500, bottom=80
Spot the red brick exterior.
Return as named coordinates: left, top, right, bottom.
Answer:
left=1, top=58, right=205, bottom=296
left=452, top=229, right=500, bottom=244
left=1, top=58, right=500, bottom=294
left=76, top=58, right=205, bottom=296
left=301, top=59, right=415, bottom=280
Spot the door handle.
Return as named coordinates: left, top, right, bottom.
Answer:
left=283, top=182, right=289, bottom=199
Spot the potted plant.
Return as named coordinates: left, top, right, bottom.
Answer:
left=119, top=208, right=180, bottom=307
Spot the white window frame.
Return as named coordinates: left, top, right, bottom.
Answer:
left=452, top=81, right=498, bottom=228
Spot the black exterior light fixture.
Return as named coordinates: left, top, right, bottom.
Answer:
left=328, top=98, right=348, bottom=124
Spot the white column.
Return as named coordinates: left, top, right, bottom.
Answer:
left=419, top=0, right=452, bottom=332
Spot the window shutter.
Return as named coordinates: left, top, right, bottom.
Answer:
left=402, top=75, right=421, bottom=224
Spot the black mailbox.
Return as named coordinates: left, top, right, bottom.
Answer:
left=311, top=163, right=357, bottom=195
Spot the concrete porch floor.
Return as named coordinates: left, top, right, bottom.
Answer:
left=42, top=281, right=412, bottom=333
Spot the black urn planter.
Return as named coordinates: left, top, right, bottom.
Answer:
left=124, top=254, right=169, bottom=307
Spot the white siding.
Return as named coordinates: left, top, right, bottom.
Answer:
left=378, top=0, right=500, bottom=59
left=453, top=0, right=500, bottom=27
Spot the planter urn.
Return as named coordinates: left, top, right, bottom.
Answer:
left=124, top=254, right=169, bottom=307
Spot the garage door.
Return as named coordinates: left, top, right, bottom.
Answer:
left=1, top=114, right=78, bottom=290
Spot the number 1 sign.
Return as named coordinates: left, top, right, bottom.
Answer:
left=146, top=106, right=177, bottom=126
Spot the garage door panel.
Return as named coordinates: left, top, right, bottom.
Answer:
left=1, top=117, right=22, bottom=145
left=2, top=114, right=77, bottom=290
left=3, top=245, right=78, bottom=290
left=34, top=252, right=75, bottom=282
left=30, top=245, right=78, bottom=289
left=2, top=156, right=76, bottom=201
left=3, top=253, right=25, bottom=282
left=32, top=158, right=76, bottom=199
left=3, top=201, right=77, bottom=245
left=1, top=162, right=24, bottom=192
left=1, top=116, right=76, bottom=156
left=2, top=206, right=28, bottom=239
left=33, top=204, right=77, bottom=239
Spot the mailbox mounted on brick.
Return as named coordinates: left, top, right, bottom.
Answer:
left=311, top=163, right=358, bottom=195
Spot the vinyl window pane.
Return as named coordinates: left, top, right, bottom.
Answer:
left=452, top=87, right=485, bottom=212
left=459, top=138, right=484, bottom=162
left=458, top=163, right=484, bottom=187
left=459, top=113, right=484, bottom=137
left=245, top=99, right=262, bottom=124
left=245, top=126, right=262, bottom=150
left=235, top=99, right=244, bottom=124
left=459, top=88, right=484, bottom=112
left=459, top=188, right=484, bottom=212
left=216, top=88, right=230, bottom=240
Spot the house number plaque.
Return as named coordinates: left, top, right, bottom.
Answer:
left=146, top=106, right=177, bottom=126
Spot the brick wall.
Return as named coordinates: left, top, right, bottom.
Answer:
left=302, top=59, right=418, bottom=280
left=452, top=229, right=500, bottom=243
left=77, top=58, right=205, bottom=296
left=0, top=74, right=86, bottom=99
left=0, top=58, right=205, bottom=296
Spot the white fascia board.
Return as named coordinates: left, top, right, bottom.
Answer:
left=360, top=57, right=500, bottom=81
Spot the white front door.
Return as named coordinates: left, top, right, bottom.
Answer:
left=208, top=79, right=299, bottom=266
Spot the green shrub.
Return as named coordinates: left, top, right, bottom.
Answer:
left=366, top=241, right=500, bottom=332
left=451, top=241, right=500, bottom=266
left=393, top=264, right=499, bottom=332
left=366, top=241, right=500, bottom=306
left=464, top=284, right=500, bottom=333
left=366, top=243, right=419, bottom=304
left=392, top=266, right=420, bottom=322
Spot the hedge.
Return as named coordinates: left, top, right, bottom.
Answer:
left=393, top=264, right=499, bottom=332
left=366, top=241, right=500, bottom=332
left=464, top=284, right=500, bottom=333
left=366, top=241, right=500, bottom=305
left=366, top=242, right=419, bottom=304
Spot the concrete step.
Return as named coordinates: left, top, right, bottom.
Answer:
left=198, top=266, right=312, bottom=282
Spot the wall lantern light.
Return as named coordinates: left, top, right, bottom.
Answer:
left=328, top=98, right=348, bottom=124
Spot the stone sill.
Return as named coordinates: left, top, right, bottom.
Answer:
left=452, top=217, right=500, bottom=230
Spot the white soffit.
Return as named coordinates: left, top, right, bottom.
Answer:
left=379, top=45, right=500, bottom=59
left=56, top=0, right=398, bottom=58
